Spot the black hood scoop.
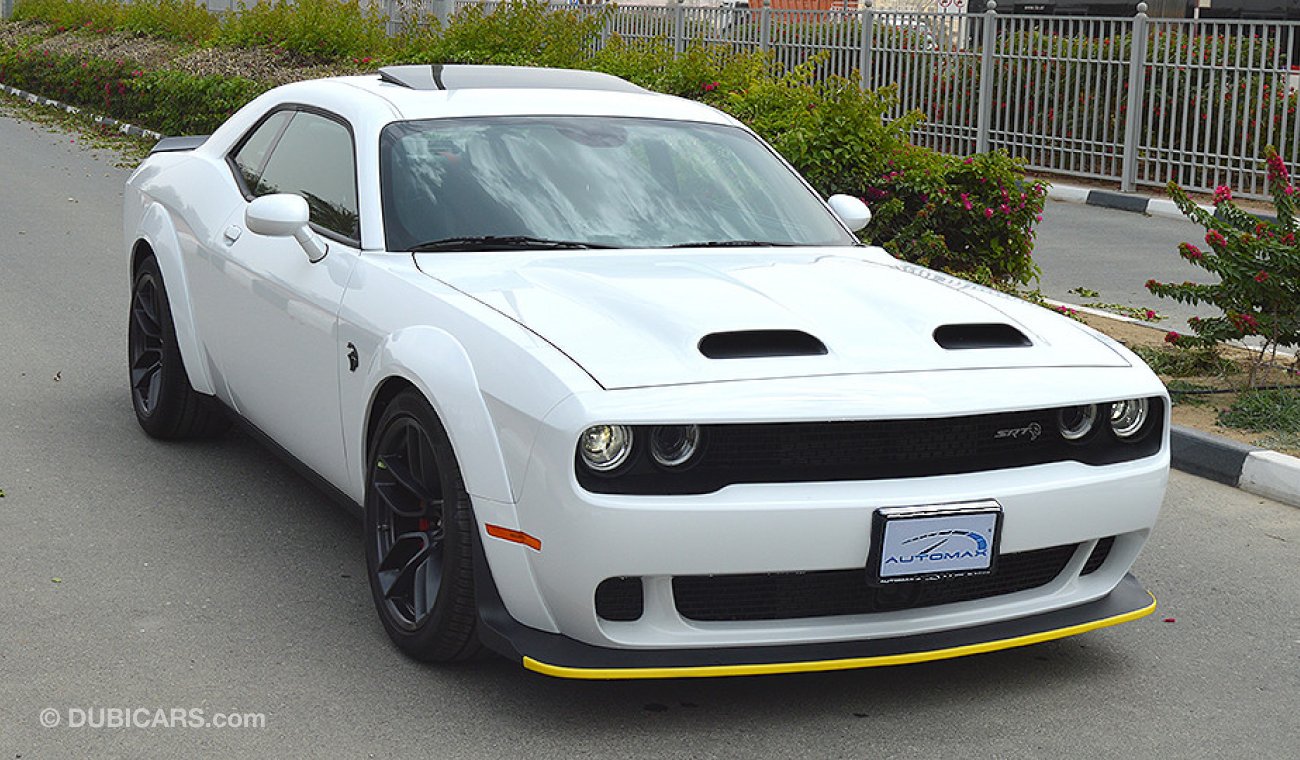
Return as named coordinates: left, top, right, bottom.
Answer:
left=933, top=323, right=1032, bottom=350
left=698, top=330, right=828, bottom=359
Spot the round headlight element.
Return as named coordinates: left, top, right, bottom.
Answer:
left=650, top=425, right=701, bottom=467
left=1110, top=398, right=1151, bottom=439
left=1058, top=404, right=1098, bottom=441
left=579, top=425, right=634, bottom=472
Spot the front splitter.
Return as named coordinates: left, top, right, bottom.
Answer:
left=476, top=572, right=1156, bottom=680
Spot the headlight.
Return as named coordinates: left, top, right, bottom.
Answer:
left=579, top=425, right=634, bottom=471
left=650, top=425, right=701, bottom=467
left=1109, top=398, right=1151, bottom=439
left=1057, top=404, right=1098, bottom=441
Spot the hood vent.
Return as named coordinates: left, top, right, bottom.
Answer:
left=933, top=323, right=1031, bottom=350
left=698, top=330, right=827, bottom=359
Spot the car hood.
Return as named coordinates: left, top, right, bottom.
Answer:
left=414, top=248, right=1130, bottom=390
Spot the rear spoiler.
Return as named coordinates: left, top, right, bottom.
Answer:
left=149, top=135, right=209, bottom=154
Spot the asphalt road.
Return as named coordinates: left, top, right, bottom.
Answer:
left=1032, top=199, right=1218, bottom=332
left=2, top=105, right=1298, bottom=758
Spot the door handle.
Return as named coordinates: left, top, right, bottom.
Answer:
left=223, top=225, right=242, bottom=244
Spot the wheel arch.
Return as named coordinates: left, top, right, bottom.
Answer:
left=357, top=326, right=516, bottom=506
left=129, top=202, right=215, bottom=395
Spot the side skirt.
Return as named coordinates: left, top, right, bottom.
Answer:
left=219, top=402, right=363, bottom=519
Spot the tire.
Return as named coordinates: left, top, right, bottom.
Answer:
left=128, top=256, right=229, bottom=440
left=365, top=390, right=480, bottom=662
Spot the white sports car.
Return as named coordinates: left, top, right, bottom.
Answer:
left=124, top=64, right=1168, bottom=679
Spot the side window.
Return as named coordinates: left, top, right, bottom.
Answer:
left=231, top=111, right=292, bottom=197
left=249, top=111, right=360, bottom=242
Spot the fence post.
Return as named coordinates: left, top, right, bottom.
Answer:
left=435, top=0, right=453, bottom=28
left=600, top=0, right=611, bottom=51
left=859, top=0, right=874, bottom=92
left=1, top=0, right=13, bottom=22
left=759, top=0, right=771, bottom=53
left=673, top=0, right=686, bottom=55
left=1120, top=3, right=1149, bottom=193
left=975, top=1, right=998, bottom=155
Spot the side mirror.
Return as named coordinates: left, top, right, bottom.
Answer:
left=827, top=194, right=872, bottom=232
left=245, top=194, right=327, bottom=263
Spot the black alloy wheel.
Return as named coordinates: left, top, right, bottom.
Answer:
left=127, top=256, right=228, bottom=439
left=365, top=390, right=479, bottom=661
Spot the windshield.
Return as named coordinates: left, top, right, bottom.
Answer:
left=379, top=116, right=857, bottom=251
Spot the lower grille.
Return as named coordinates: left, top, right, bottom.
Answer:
left=673, top=544, right=1078, bottom=622
left=595, top=576, right=644, bottom=621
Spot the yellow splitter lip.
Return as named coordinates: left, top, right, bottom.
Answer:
left=490, top=575, right=1157, bottom=680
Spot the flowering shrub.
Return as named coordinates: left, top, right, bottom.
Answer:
left=866, top=147, right=1046, bottom=286
left=0, top=46, right=263, bottom=134
left=1146, top=146, right=1300, bottom=385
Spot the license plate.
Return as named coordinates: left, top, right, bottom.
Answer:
left=869, top=500, right=1002, bottom=584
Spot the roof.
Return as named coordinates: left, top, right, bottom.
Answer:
left=376, top=64, right=646, bottom=94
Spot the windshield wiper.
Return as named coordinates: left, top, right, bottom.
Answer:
left=408, top=235, right=615, bottom=252
left=665, top=240, right=796, bottom=248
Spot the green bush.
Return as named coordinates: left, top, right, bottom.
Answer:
left=397, top=0, right=604, bottom=68
left=590, top=38, right=768, bottom=101
left=126, top=69, right=266, bottom=134
left=868, top=147, right=1045, bottom=286
left=12, top=0, right=122, bottom=32
left=121, top=0, right=217, bottom=44
left=0, top=45, right=264, bottom=134
left=216, top=0, right=390, bottom=61
left=1218, top=388, right=1300, bottom=432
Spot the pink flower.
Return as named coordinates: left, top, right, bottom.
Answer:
left=1143, top=309, right=1157, bottom=320
left=1164, top=331, right=1181, bottom=344
left=1205, top=229, right=1227, bottom=248
left=1255, top=270, right=1269, bottom=282
left=1182, top=243, right=1204, bottom=260
left=983, top=208, right=994, bottom=219
left=1212, top=185, right=1232, bottom=205
left=959, top=192, right=972, bottom=211
left=702, top=81, right=719, bottom=92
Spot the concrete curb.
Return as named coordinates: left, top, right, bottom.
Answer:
left=1171, top=426, right=1300, bottom=508
left=1045, top=182, right=1282, bottom=224
left=1046, top=184, right=1214, bottom=221
left=0, top=82, right=163, bottom=140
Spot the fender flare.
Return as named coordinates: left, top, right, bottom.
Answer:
left=359, top=325, right=514, bottom=505
left=132, top=202, right=215, bottom=395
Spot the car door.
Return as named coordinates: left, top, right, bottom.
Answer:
left=198, top=107, right=361, bottom=490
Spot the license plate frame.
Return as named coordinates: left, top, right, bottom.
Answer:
left=867, top=500, right=1003, bottom=584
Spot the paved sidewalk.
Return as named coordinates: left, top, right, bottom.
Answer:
left=1046, top=182, right=1300, bottom=509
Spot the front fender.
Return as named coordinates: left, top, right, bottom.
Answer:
left=351, top=326, right=562, bottom=633
left=357, top=325, right=514, bottom=505
left=132, top=201, right=215, bottom=396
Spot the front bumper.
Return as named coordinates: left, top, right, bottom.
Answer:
left=475, top=564, right=1155, bottom=679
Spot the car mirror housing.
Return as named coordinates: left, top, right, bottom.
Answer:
left=827, top=194, right=872, bottom=232
left=245, top=194, right=327, bottom=263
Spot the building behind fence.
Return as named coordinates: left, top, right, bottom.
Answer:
left=4, top=0, right=1300, bottom=199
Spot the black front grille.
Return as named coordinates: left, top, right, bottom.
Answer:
left=673, top=544, right=1078, bottom=622
left=578, top=400, right=1164, bottom=495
